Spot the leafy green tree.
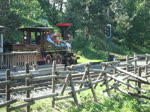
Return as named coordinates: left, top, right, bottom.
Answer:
left=112, top=0, right=150, bottom=52
left=37, top=0, right=63, bottom=24
left=65, top=0, right=112, bottom=50
left=11, top=0, right=46, bottom=21
left=0, top=0, right=21, bottom=28
left=0, top=0, right=21, bottom=41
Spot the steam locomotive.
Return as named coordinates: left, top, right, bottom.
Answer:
left=2, top=23, right=79, bottom=66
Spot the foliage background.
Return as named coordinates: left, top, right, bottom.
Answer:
left=0, top=0, right=150, bottom=55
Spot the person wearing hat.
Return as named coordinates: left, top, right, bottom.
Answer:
left=53, top=33, right=61, bottom=44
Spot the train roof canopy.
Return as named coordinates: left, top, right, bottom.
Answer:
left=18, top=27, right=54, bottom=32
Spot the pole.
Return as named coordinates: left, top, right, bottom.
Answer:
left=107, top=38, right=110, bottom=61
left=107, top=36, right=112, bottom=61
left=105, top=23, right=112, bottom=61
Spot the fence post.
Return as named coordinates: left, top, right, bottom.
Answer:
left=6, top=69, right=11, bottom=112
left=79, top=65, right=88, bottom=89
left=52, top=60, right=56, bottom=107
left=126, top=55, right=130, bottom=89
left=86, top=64, right=98, bottom=102
left=134, top=54, right=138, bottom=86
left=113, top=67, right=117, bottom=92
left=104, top=73, right=110, bottom=97
left=25, top=63, right=31, bottom=112
left=138, top=67, right=142, bottom=104
left=134, top=53, right=137, bottom=74
left=145, top=54, right=148, bottom=77
left=69, top=74, right=79, bottom=107
left=126, top=55, right=129, bottom=71
left=138, top=67, right=142, bottom=93
left=60, top=68, right=70, bottom=95
left=94, top=65, right=106, bottom=88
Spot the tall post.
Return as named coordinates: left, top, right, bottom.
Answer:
left=25, top=63, right=30, bottom=112
left=105, top=24, right=112, bottom=61
left=107, top=38, right=110, bottom=61
left=6, top=69, right=11, bottom=112
left=52, top=60, right=56, bottom=107
left=138, top=67, right=142, bottom=104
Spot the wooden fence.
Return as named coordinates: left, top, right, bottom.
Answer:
left=0, top=54, right=150, bottom=112
left=0, top=51, right=37, bottom=70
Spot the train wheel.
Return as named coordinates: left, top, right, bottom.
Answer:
left=45, top=54, right=52, bottom=64
left=55, top=54, right=62, bottom=64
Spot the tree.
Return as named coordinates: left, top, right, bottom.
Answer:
left=0, top=0, right=21, bottom=41
left=11, top=0, right=46, bottom=21
left=65, top=0, right=112, bottom=49
left=112, top=0, right=150, bottom=52
left=37, top=0, right=63, bottom=24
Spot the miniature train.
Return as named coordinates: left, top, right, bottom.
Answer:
left=1, top=23, right=79, bottom=66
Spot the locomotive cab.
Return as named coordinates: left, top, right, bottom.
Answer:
left=17, top=27, right=54, bottom=45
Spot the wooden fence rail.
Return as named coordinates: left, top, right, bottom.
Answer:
left=0, top=54, right=150, bottom=112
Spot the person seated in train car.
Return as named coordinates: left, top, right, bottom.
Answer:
left=64, top=34, right=72, bottom=43
left=44, top=31, right=55, bottom=44
left=44, top=31, right=50, bottom=39
left=44, top=31, right=50, bottom=35
left=67, top=34, right=71, bottom=41
left=53, top=33, right=61, bottom=44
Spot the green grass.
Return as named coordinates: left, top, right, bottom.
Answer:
left=1, top=84, right=150, bottom=112
left=71, top=36, right=132, bottom=62
left=77, top=56, right=104, bottom=64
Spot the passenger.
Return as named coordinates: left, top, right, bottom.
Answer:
left=53, top=33, right=61, bottom=44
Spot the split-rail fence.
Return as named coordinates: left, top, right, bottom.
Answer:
left=0, top=54, right=150, bottom=112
